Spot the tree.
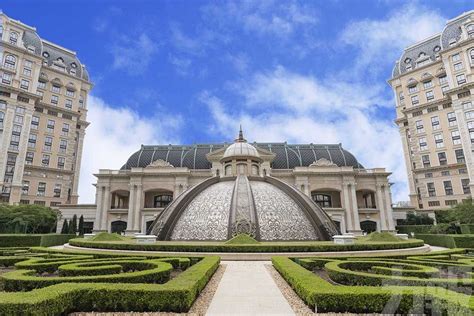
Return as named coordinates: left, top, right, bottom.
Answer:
left=398, top=212, right=434, bottom=225
left=78, top=215, right=85, bottom=236
left=0, top=204, right=59, bottom=234
left=436, top=199, right=474, bottom=224
left=61, top=219, right=69, bottom=234
left=68, top=214, right=77, bottom=235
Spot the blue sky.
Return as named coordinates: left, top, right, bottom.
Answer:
left=2, top=0, right=473, bottom=202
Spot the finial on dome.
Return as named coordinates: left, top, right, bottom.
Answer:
left=236, top=125, right=246, bottom=143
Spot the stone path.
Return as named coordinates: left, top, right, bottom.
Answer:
left=206, top=261, right=294, bottom=316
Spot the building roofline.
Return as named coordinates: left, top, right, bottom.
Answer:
left=445, top=10, right=474, bottom=24
left=42, top=39, right=77, bottom=56
left=0, top=12, right=37, bottom=32
left=404, top=33, right=441, bottom=51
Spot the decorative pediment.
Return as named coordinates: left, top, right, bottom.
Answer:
left=147, top=159, right=174, bottom=168
left=309, top=158, right=337, bottom=167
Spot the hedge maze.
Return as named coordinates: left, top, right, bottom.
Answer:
left=0, top=247, right=219, bottom=315
left=273, top=249, right=474, bottom=315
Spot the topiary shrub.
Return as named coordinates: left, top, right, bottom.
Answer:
left=225, top=234, right=259, bottom=244
left=358, top=232, right=403, bottom=242
left=90, top=232, right=127, bottom=242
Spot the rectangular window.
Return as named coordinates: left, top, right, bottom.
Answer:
left=462, top=179, right=470, bottom=194
left=423, top=81, right=433, bottom=89
left=46, top=119, right=55, bottom=133
left=57, top=156, right=65, bottom=169
left=411, top=95, right=419, bottom=105
left=456, top=149, right=465, bottom=163
left=434, top=134, right=444, bottom=148
left=456, top=74, right=466, bottom=84
left=54, top=184, right=61, bottom=198
left=59, top=139, right=67, bottom=153
left=9, top=134, right=20, bottom=150
left=425, top=90, right=434, bottom=101
left=51, top=85, right=61, bottom=93
left=61, top=123, right=69, bottom=136
left=439, top=75, right=448, bottom=84
left=415, top=120, right=424, bottom=133
left=427, top=182, right=436, bottom=197
left=466, top=111, right=474, bottom=119
left=422, top=155, right=430, bottom=168
left=441, top=85, right=449, bottom=94
left=0, top=111, right=3, bottom=130
left=438, top=152, right=447, bottom=165
left=408, top=86, right=418, bottom=93
left=20, top=79, right=29, bottom=90
left=452, top=53, right=461, bottom=62
left=431, top=116, right=440, bottom=130
left=399, top=92, right=404, bottom=101
left=22, top=181, right=29, bottom=195
left=464, top=101, right=473, bottom=110
left=459, top=168, right=467, bottom=174
left=37, top=182, right=46, bottom=196
left=44, top=136, right=52, bottom=152
left=51, top=95, right=59, bottom=105
left=31, top=116, right=39, bottom=130
left=66, top=90, right=75, bottom=97
left=42, top=154, right=50, bottom=167
left=37, top=81, right=46, bottom=89
left=454, top=62, right=463, bottom=71
left=444, top=181, right=453, bottom=195
left=25, top=152, right=34, bottom=165
left=445, top=200, right=457, bottom=206
left=447, top=112, right=457, bottom=126
left=65, top=99, right=72, bottom=109
left=419, top=137, right=427, bottom=151
left=451, top=130, right=461, bottom=145
left=2, top=73, right=12, bottom=84
left=425, top=172, right=433, bottom=178
left=28, top=133, right=37, bottom=148
left=441, top=170, right=450, bottom=176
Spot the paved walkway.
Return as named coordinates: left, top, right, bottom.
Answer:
left=206, top=261, right=294, bottom=316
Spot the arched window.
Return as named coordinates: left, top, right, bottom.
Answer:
left=4, top=55, right=16, bottom=69
left=251, top=164, right=259, bottom=175
left=467, top=24, right=474, bottom=35
left=153, top=194, right=173, bottom=208
left=225, top=164, right=232, bottom=176
left=311, top=193, right=332, bottom=208
left=9, top=31, right=18, bottom=45
left=237, top=163, right=246, bottom=175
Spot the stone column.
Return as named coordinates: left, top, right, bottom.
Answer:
left=133, top=184, right=143, bottom=231
left=342, top=183, right=353, bottom=233
left=100, top=185, right=110, bottom=231
left=125, top=184, right=136, bottom=235
left=383, top=184, right=396, bottom=231
left=70, top=130, right=85, bottom=204
left=376, top=184, right=388, bottom=231
left=349, top=184, right=362, bottom=234
left=93, top=185, right=104, bottom=232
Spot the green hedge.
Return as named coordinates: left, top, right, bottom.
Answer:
left=272, top=257, right=473, bottom=314
left=396, top=225, right=433, bottom=234
left=68, top=238, right=425, bottom=253
left=416, top=234, right=474, bottom=248
left=0, top=234, right=76, bottom=247
left=460, top=225, right=474, bottom=234
left=0, top=253, right=220, bottom=315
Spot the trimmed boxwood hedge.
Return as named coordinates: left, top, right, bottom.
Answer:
left=0, top=253, right=220, bottom=315
left=396, top=225, right=433, bottom=234
left=68, top=238, right=425, bottom=253
left=272, top=256, right=474, bottom=314
left=0, top=234, right=76, bottom=247
left=416, top=234, right=474, bottom=248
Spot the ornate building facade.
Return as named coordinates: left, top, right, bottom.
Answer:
left=0, top=13, right=92, bottom=206
left=389, top=10, right=474, bottom=211
left=59, top=129, right=396, bottom=237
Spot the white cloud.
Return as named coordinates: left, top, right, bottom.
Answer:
left=200, top=67, right=409, bottom=203
left=225, top=53, right=250, bottom=75
left=78, top=96, right=182, bottom=203
left=340, top=3, right=446, bottom=73
left=110, top=33, right=158, bottom=75
left=202, top=0, right=318, bottom=38
left=168, top=55, right=192, bottom=76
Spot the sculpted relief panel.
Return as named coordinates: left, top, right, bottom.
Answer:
left=250, top=181, right=317, bottom=241
left=170, top=181, right=234, bottom=240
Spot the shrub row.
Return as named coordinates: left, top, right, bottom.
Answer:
left=0, top=255, right=220, bottom=315
left=272, top=256, right=474, bottom=314
left=416, top=234, right=474, bottom=248
left=396, top=225, right=433, bottom=234
left=0, top=234, right=76, bottom=247
left=69, top=238, right=425, bottom=253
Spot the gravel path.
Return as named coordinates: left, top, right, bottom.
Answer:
left=70, top=264, right=226, bottom=316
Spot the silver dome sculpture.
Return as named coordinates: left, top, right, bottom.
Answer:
left=148, top=128, right=340, bottom=241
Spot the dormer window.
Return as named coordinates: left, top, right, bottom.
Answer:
left=71, top=62, right=77, bottom=68
left=466, top=24, right=474, bottom=35
left=404, top=58, right=411, bottom=64
left=449, top=38, right=457, bottom=47
left=9, top=32, right=18, bottom=45
left=42, top=51, right=50, bottom=58
left=418, top=52, right=426, bottom=58
left=433, top=45, right=441, bottom=52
